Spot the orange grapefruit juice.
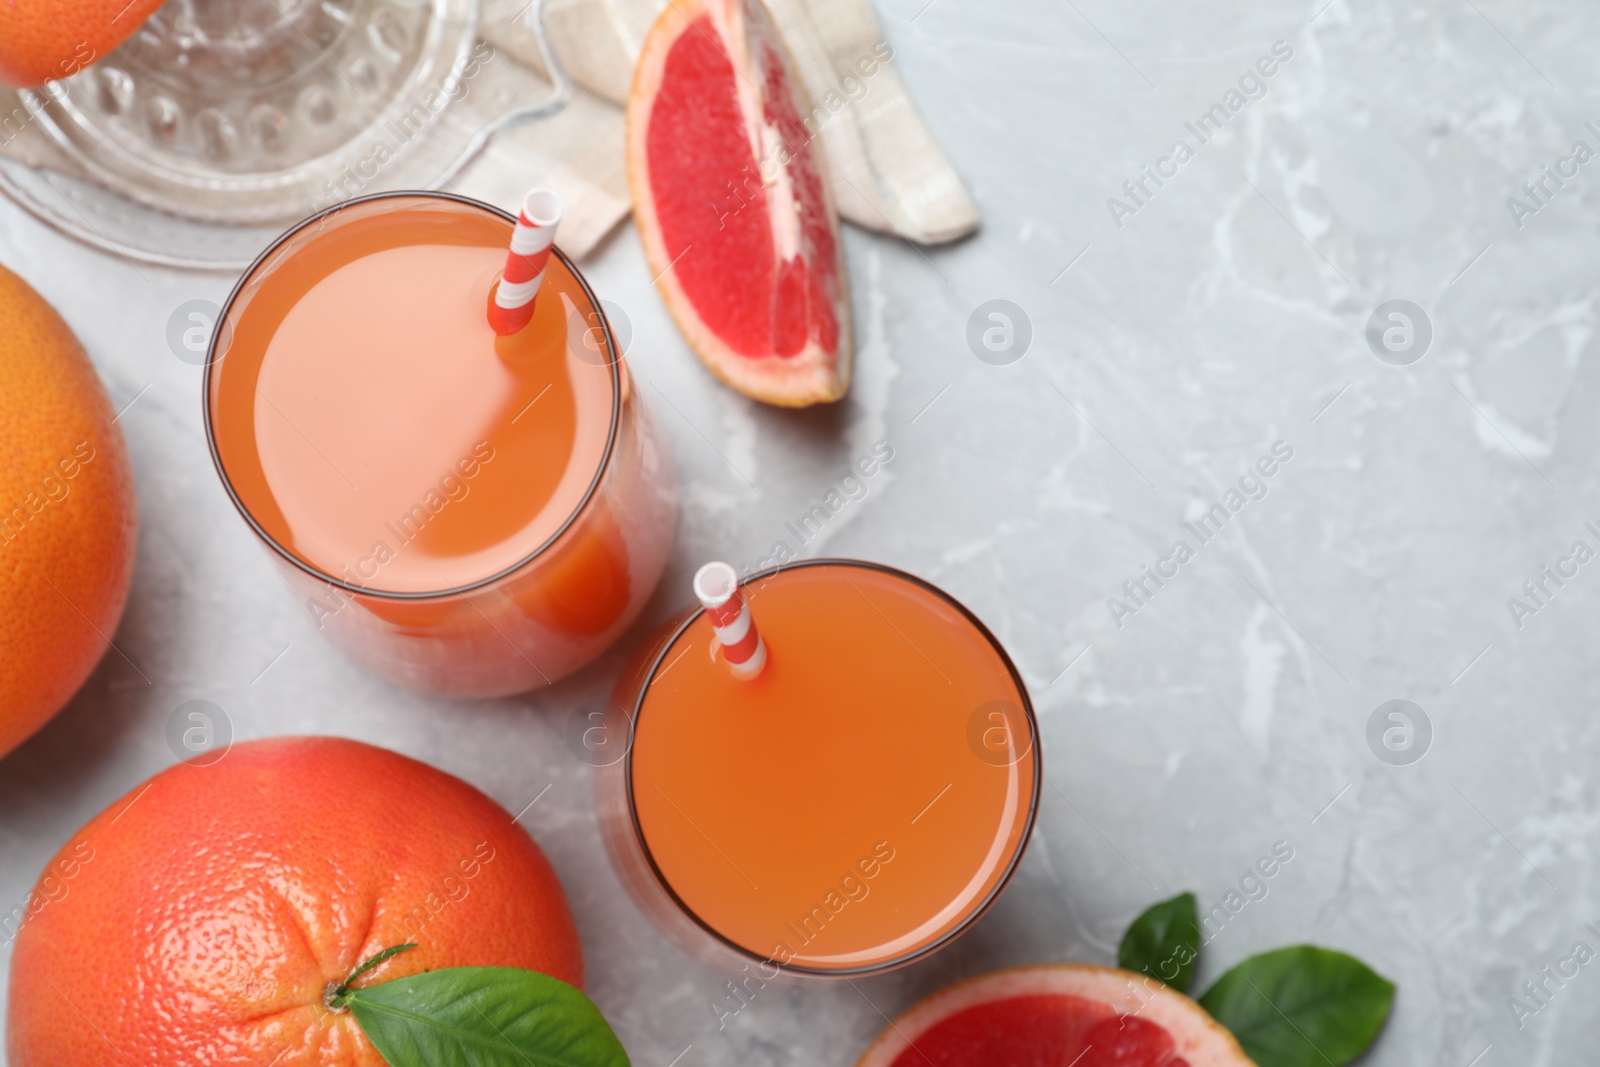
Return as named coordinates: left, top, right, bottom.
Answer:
left=206, top=193, right=675, bottom=697
left=609, top=560, right=1037, bottom=975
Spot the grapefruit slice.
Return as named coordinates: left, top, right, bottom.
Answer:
left=855, top=965, right=1254, bottom=1067
left=628, top=0, right=852, bottom=407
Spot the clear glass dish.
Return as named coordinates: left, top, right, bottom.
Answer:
left=0, top=0, right=568, bottom=270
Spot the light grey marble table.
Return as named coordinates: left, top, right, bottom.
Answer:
left=2, top=0, right=1596, bottom=1063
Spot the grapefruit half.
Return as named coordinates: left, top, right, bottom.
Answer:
left=628, top=0, right=852, bottom=407
left=855, top=964, right=1255, bottom=1067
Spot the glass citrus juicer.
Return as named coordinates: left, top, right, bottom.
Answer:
left=0, top=0, right=566, bottom=269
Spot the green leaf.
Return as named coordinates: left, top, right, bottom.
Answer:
left=1198, top=945, right=1394, bottom=1067
left=346, top=966, right=631, bottom=1067
left=1118, top=892, right=1201, bottom=993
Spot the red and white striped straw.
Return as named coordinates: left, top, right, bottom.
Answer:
left=694, top=561, right=767, bottom=680
left=488, top=188, right=563, bottom=337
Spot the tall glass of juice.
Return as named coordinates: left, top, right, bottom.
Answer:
left=597, top=558, right=1039, bottom=977
left=205, top=191, right=675, bottom=698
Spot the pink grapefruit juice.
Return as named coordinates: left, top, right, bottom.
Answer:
left=601, top=560, right=1038, bottom=976
left=205, top=192, right=675, bottom=697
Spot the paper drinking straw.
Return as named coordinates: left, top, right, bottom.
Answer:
left=488, top=188, right=563, bottom=336
left=694, top=562, right=768, bottom=680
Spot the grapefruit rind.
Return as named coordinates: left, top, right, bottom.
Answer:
left=627, top=0, right=853, bottom=408
left=854, top=964, right=1255, bottom=1067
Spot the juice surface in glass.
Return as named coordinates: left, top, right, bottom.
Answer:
left=206, top=193, right=675, bottom=697
left=616, top=560, right=1038, bottom=976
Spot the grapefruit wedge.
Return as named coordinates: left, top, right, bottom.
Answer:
left=628, top=0, right=852, bottom=407
left=856, top=965, right=1255, bottom=1067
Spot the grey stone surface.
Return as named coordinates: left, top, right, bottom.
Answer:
left=2, top=0, right=1598, bottom=1063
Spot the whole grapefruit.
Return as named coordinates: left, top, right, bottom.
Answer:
left=0, top=262, right=136, bottom=759
left=0, top=0, right=163, bottom=89
left=6, top=736, right=584, bottom=1066
left=855, top=964, right=1254, bottom=1067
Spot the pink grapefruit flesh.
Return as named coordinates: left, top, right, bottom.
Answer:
left=855, top=965, right=1255, bottom=1067
left=628, top=0, right=852, bottom=407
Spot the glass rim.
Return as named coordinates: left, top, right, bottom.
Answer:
left=622, top=557, right=1042, bottom=979
left=200, top=189, right=624, bottom=602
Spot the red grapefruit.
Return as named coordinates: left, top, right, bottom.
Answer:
left=628, top=0, right=852, bottom=407
left=855, top=964, right=1254, bottom=1067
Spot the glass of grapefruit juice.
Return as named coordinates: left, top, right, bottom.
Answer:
left=598, top=559, right=1039, bottom=977
left=204, top=191, right=675, bottom=698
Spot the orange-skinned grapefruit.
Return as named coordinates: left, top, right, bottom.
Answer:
left=0, top=263, right=136, bottom=759
left=6, top=737, right=584, bottom=1066
left=0, top=0, right=162, bottom=89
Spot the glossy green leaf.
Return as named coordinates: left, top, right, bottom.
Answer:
left=1118, top=891, right=1201, bottom=993
left=346, top=966, right=631, bottom=1067
left=1198, top=945, right=1394, bottom=1067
